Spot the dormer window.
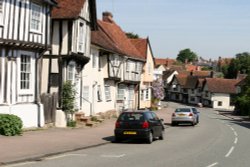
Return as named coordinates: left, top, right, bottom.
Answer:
left=78, top=22, right=85, bottom=53
left=67, top=61, right=76, bottom=82
left=30, top=3, right=41, bottom=32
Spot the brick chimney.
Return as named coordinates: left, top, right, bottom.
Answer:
left=102, top=11, right=114, bottom=23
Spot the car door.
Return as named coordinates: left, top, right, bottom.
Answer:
left=148, top=112, right=162, bottom=137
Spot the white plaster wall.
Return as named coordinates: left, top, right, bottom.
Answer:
left=81, top=47, right=116, bottom=116
left=41, top=59, right=49, bottom=93
left=166, top=71, right=178, bottom=84
left=211, top=93, right=230, bottom=109
left=0, top=104, right=44, bottom=128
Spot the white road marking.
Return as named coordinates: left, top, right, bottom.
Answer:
left=101, top=154, right=126, bottom=158
left=225, top=146, right=235, bottom=157
left=230, top=127, right=235, bottom=131
left=234, top=137, right=238, bottom=144
left=234, top=131, right=238, bottom=137
left=206, top=162, right=218, bottom=167
left=4, top=162, right=36, bottom=167
left=45, top=153, right=87, bottom=160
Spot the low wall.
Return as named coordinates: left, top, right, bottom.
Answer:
left=0, top=103, right=44, bottom=128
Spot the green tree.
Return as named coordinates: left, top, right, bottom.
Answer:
left=62, top=81, right=77, bottom=126
left=224, top=52, right=250, bottom=79
left=234, top=72, right=250, bottom=116
left=176, top=48, right=198, bottom=63
left=126, top=32, right=139, bottom=39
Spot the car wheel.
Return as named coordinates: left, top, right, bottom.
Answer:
left=114, top=136, right=122, bottom=143
left=192, top=121, right=195, bottom=126
left=147, top=132, right=153, bottom=144
left=171, top=122, right=176, bottom=126
left=159, top=130, right=164, bottom=140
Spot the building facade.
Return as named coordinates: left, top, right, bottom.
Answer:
left=0, top=0, right=56, bottom=128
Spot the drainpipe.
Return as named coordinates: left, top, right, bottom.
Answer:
left=36, top=49, right=47, bottom=127
left=91, top=81, right=97, bottom=116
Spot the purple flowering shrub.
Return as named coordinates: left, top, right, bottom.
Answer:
left=151, top=79, right=165, bottom=110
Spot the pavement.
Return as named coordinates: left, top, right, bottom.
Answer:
left=0, top=102, right=249, bottom=166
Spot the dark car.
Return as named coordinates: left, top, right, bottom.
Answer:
left=114, top=110, right=165, bottom=144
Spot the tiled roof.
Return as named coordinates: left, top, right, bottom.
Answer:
left=155, top=58, right=175, bottom=66
left=52, top=0, right=86, bottom=19
left=163, top=70, right=176, bottom=80
left=184, top=76, right=198, bottom=89
left=236, top=78, right=246, bottom=86
left=176, top=74, right=188, bottom=86
left=169, top=65, right=185, bottom=72
left=91, top=21, right=123, bottom=54
left=192, top=71, right=211, bottom=77
left=129, top=38, right=147, bottom=59
left=97, top=19, right=145, bottom=60
left=185, top=64, right=199, bottom=71
left=205, top=78, right=240, bottom=94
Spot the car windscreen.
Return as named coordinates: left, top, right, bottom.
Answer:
left=118, top=113, right=144, bottom=121
left=175, top=108, right=191, bottom=113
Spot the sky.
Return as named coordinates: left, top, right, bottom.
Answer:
left=96, top=0, right=250, bottom=60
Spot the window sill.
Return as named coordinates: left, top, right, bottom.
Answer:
left=29, top=29, right=42, bottom=35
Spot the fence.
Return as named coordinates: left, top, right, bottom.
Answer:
left=41, top=93, right=58, bottom=124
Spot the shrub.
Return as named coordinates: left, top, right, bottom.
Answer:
left=0, top=114, right=23, bottom=136
left=66, top=120, right=76, bottom=127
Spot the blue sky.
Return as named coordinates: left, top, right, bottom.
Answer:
left=96, top=0, right=250, bottom=60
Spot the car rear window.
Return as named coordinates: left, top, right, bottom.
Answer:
left=175, top=108, right=191, bottom=113
left=118, top=113, right=144, bottom=121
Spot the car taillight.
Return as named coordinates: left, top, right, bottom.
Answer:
left=172, top=113, right=176, bottom=117
left=142, top=121, right=149, bottom=128
left=115, top=121, right=120, bottom=128
left=189, top=113, right=193, bottom=116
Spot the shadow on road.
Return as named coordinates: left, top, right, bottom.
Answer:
left=102, top=136, right=114, bottom=142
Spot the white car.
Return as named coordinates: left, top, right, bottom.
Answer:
left=171, top=107, right=198, bottom=126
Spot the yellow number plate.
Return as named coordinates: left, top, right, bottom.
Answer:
left=123, top=131, right=137, bottom=135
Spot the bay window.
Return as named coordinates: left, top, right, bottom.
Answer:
left=30, top=3, right=41, bottom=32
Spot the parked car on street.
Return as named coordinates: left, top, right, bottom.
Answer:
left=114, top=110, right=165, bottom=144
left=171, top=107, right=198, bottom=126
left=191, top=107, right=200, bottom=124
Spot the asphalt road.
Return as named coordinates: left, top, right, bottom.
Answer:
left=6, top=102, right=250, bottom=167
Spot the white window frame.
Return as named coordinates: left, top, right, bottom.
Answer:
left=126, top=61, right=131, bottom=72
left=92, top=50, right=98, bottom=68
left=30, top=3, right=42, bottom=33
left=82, top=86, right=89, bottom=102
left=117, top=84, right=125, bottom=100
left=140, top=90, right=144, bottom=101
left=145, top=88, right=150, bottom=100
left=67, top=61, right=76, bottom=83
left=97, top=85, right=102, bottom=102
left=17, top=51, right=35, bottom=95
left=105, top=85, right=111, bottom=101
left=0, top=0, right=4, bottom=25
left=78, top=21, right=85, bottom=53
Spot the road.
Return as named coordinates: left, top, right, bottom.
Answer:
left=6, top=102, right=250, bottom=167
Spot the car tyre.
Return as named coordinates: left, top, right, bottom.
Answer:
left=147, top=132, right=153, bottom=144
left=171, top=122, right=176, bottom=126
left=159, top=130, right=164, bottom=140
left=114, top=136, right=122, bottom=143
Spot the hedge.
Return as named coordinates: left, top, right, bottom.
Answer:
left=0, top=114, right=23, bottom=136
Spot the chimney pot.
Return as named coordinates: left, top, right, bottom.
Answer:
left=102, top=11, right=114, bottom=23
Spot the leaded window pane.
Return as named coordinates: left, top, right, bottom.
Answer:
left=20, top=55, right=31, bottom=89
